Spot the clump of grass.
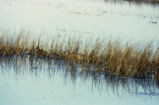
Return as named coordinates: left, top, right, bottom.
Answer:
left=0, top=31, right=159, bottom=81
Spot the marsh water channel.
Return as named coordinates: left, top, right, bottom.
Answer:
left=0, top=0, right=159, bottom=105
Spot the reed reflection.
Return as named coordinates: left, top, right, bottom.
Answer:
left=0, top=56, right=159, bottom=96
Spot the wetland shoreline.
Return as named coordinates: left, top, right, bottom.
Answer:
left=0, top=31, right=159, bottom=81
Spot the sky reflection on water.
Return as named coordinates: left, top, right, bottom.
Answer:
left=0, top=57, right=159, bottom=105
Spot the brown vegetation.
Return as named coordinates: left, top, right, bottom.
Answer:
left=0, top=31, right=159, bottom=81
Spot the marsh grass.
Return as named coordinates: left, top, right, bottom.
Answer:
left=0, top=31, right=159, bottom=81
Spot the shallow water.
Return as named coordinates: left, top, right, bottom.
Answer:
left=0, top=70, right=159, bottom=105
left=0, top=57, right=159, bottom=105
left=0, top=0, right=159, bottom=105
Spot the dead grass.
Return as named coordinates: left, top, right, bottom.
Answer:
left=0, top=31, right=159, bottom=81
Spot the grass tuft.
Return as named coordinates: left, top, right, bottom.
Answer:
left=0, top=31, right=159, bottom=81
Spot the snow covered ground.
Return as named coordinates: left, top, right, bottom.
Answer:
left=0, top=0, right=159, bottom=41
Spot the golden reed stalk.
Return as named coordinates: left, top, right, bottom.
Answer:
left=0, top=31, right=159, bottom=81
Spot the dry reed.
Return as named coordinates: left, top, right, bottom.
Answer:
left=0, top=31, right=159, bottom=81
